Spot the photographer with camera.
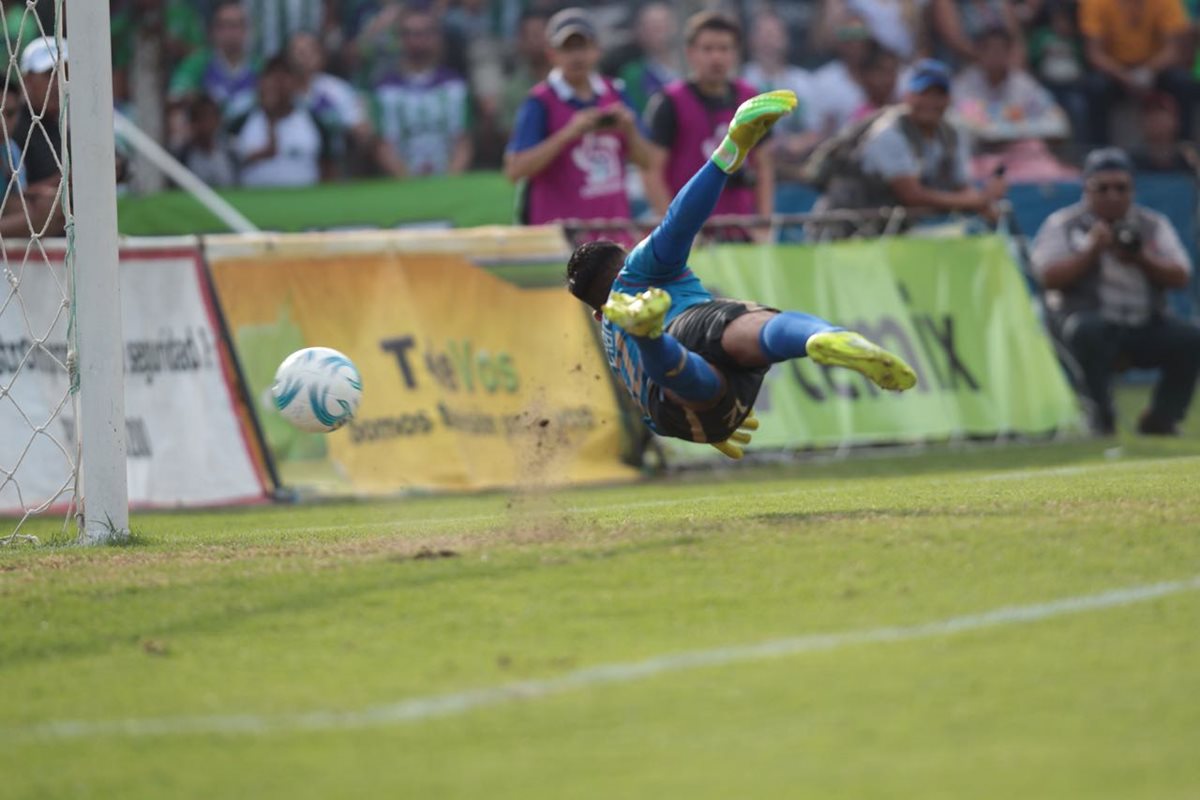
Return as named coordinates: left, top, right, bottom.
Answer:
left=1031, top=147, right=1200, bottom=436
left=505, top=8, right=653, bottom=244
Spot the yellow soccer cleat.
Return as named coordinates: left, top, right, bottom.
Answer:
left=710, top=90, right=798, bottom=174
left=806, top=331, right=917, bottom=392
left=602, top=288, right=671, bottom=339
left=711, top=411, right=759, bottom=460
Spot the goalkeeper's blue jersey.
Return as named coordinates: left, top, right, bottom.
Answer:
left=600, top=238, right=712, bottom=425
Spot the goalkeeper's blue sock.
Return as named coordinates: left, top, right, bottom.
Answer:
left=649, top=161, right=729, bottom=268
left=759, top=312, right=842, bottom=362
left=635, top=332, right=722, bottom=404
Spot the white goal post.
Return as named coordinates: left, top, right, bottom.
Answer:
left=0, top=0, right=127, bottom=544
left=64, top=0, right=128, bottom=543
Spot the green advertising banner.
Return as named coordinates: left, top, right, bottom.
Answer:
left=680, top=235, right=1081, bottom=455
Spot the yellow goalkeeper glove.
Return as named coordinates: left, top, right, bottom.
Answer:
left=710, top=90, right=797, bottom=175
left=710, top=411, right=759, bottom=460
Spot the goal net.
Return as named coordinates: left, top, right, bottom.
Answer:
left=0, top=0, right=127, bottom=545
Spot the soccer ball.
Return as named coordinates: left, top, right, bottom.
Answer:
left=271, top=347, right=363, bottom=433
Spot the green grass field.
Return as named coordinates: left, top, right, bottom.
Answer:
left=3, top=390, right=1200, bottom=799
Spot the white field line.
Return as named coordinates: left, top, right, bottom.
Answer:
left=291, top=456, right=1200, bottom=536
left=9, top=574, right=1199, bottom=743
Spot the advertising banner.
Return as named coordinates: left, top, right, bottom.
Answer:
left=0, top=244, right=269, bottom=513
left=676, top=235, right=1082, bottom=456
left=207, top=247, right=635, bottom=494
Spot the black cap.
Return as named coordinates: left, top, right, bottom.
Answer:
left=547, top=8, right=597, bottom=47
left=1082, top=147, right=1133, bottom=178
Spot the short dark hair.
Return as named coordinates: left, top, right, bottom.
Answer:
left=566, top=240, right=626, bottom=310
left=684, top=11, right=741, bottom=47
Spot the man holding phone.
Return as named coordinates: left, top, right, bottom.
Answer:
left=505, top=8, right=654, bottom=244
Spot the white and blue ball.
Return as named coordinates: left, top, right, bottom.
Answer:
left=271, top=347, right=363, bottom=433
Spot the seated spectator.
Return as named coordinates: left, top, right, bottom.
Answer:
left=1030, top=147, right=1199, bottom=435
left=504, top=8, right=653, bottom=242
left=1, top=36, right=66, bottom=237
left=1029, top=0, right=1090, bottom=141
left=1080, top=0, right=1194, bottom=144
left=744, top=11, right=822, bottom=169
left=229, top=56, right=333, bottom=187
left=643, top=12, right=768, bottom=237
left=616, top=3, right=681, bottom=115
left=175, top=95, right=238, bottom=187
left=1130, top=91, right=1199, bottom=172
left=931, top=0, right=1026, bottom=65
left=951, top=26, right=1077, bottom=181
left=810, top=60, right=1007, bottom=236
left=808, top=12, right=874, bottom=136
left=371, top=7, right=472, bottom=176
left=848, top=41, right=900, bottom=122
left=169, top=1, right=259, bottom=122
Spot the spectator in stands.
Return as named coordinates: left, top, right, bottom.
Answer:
left=175, top=95, right=238, bottom=187
left=643, top=12, right=769, bottom=236
left=504, top=8, right=653, bottom=240
left=808, top=11, right=874, bottom=136
left=951, top=26, right=1076, bottom=181
left=931, top=0, right=1026, bottom=65
left=287, top=30, right=385, bottom=175
left=499, top=10, right=552, bottom=136
left=1130, top=91, right=1200, bottom=172
left=1080, top=0, right=1194, bottom=144
left=812, top=60, right=1006, bottom=232
left=848, top=41, right=900, bottom=121
left=14, top=36, right=63, bottom=188
left=816, top=0, right=931, bottom=62
left=745, top=12, right=823, bottom=175
left=169, top=1, right=259, bottom=122
left=1, top=36, right=65, bottom=237
left=243, top=0, right=323, bottom=61
left=371, top=7, right=472, bottom=176
left=1031, top=147, right=1199, bottom=435
left=1029, top=0, right=1090, bottom=142
left=617, top=3, right=681, bottom=115
left=230, top=56, right=333, bottom=187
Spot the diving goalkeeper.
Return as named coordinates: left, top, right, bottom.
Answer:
left=566, top=90, right=917, bottom=459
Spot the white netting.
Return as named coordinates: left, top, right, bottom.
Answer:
left=0, top=0, right=78, bottom=545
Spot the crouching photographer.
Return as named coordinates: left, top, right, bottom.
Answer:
left=1030, top=147, right=1200, bottom=436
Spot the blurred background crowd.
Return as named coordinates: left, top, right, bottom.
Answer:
left=8, top=0, right=1190, bottom=197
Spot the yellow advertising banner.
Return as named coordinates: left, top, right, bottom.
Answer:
left=209, top=251, right=636, bottom=493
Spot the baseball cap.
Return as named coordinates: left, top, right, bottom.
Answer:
left=905, top=58, right=951, bottom=94
left=547, top=8, right=597, bottom=48
left=1082, top=147, right=1133, bottom=178
left=21, top=35, right=67, bottom=74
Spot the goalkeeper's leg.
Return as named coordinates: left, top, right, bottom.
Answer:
left=604, top=288, right=724, bottom=405
left=724, top=310, right=918, bottom=392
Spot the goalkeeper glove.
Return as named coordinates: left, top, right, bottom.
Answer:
left=710, top=411, right=759, bottom=460
left=710, top=90, right=797, bottom=175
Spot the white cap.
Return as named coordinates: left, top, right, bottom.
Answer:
left=21, top=36, right=67, bottom=74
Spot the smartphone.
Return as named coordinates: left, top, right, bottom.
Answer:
left=595, top=110, right=620, bottom=129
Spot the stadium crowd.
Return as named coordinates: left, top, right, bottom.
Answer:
left=57, top=0, right=1197, bottom=199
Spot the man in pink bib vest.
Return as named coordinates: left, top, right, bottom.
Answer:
left=643, top=12, right=773, bottom=241
left=504, top=8, right=654, bottom=246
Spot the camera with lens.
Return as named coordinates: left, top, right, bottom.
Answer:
left=1112, top=221, right=1142, bottom=255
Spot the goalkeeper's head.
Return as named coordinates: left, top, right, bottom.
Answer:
left=566, top=240, right=627, bottom=316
